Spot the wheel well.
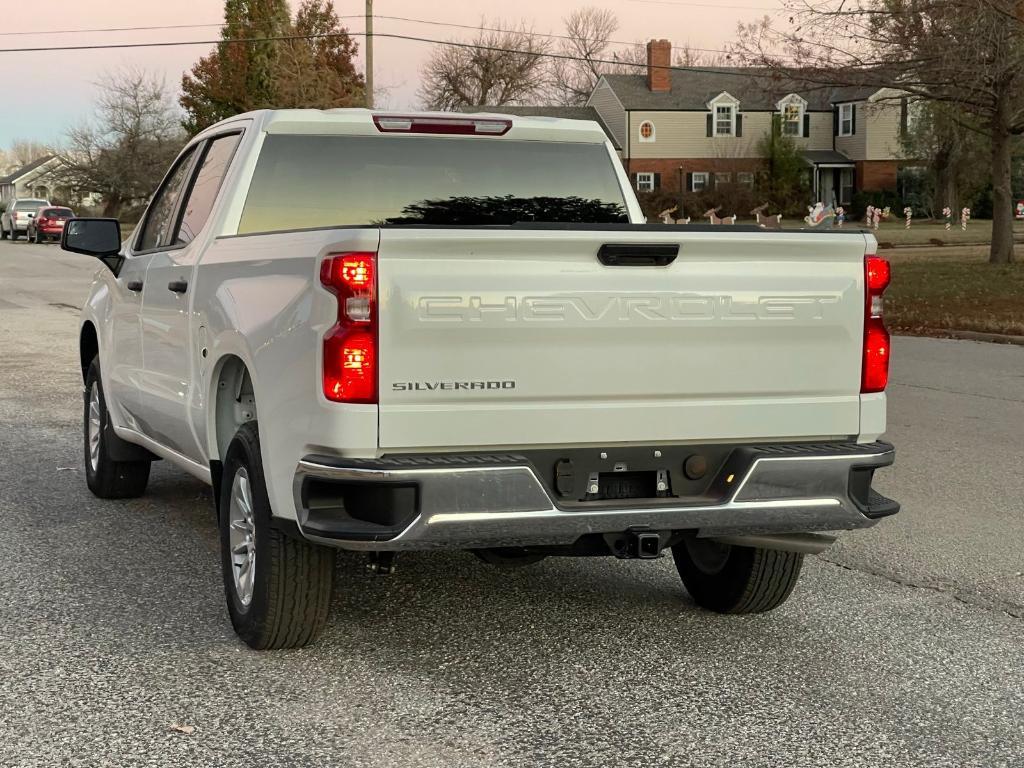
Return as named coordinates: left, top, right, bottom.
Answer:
left=212, top=356, right=257, bottom=463
left=80, top=323, right=98, bottom=382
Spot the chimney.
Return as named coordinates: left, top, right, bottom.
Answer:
left=647, top=39, right=672, bottom=93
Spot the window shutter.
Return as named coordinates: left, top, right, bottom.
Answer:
left=803, top=113, right=811, bottom=138
left=736, top=114, right=743, bottom=137
left=630, top=173, right=638, bottom=190
left=653, top=172, right=661, bottom=190
left=706, top=114, right=713, bottom=137
left=900, top=98, right=909, bottom=136
left=852, top=105, right=857, bottom=135
left=709, top=172, right=717, bottom=190
left=833, top=107, right=839, bottom=136
left=686, top=172, right=694, bottom=191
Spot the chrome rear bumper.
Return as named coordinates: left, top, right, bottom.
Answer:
left=291, top=441, right=897, bottom=551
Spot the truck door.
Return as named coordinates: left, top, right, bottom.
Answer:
left=138, top=132, right=242, bottom=463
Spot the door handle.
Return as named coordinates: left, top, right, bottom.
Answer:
left=168, top=279, right=188, bottom=294
left=126, top=280, right=143, bottom=292
left=597, top=243, right=679, bottom=266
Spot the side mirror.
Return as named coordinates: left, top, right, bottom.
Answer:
left=62, top=218, right=122, bottom=257
left=27, top=212, right=35, bottom=218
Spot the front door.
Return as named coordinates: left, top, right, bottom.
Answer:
left=138, top=132, right=242, bottom=463
left=105, top=253, right=152, bottom=429
left=819, top=169, right=837, bottom=208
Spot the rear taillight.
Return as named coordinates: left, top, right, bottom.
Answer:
left=37, top=217, right=48, bottom=225
left=319, top=252, right=378, bottom=403
left=861, top=255, right=891, bottom=393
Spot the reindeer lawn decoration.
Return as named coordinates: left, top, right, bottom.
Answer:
left=703, top=206, right=737, bottom=225
left=657, top=205, right=690, bottom=225
left=750, top=202, right=782, bottom=228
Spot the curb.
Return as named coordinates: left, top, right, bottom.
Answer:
left=899, top=329, right=1024, bottom=346
left=879, top=239, right=1024, bottom=250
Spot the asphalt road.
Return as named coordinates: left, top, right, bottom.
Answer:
left=1, top=240, right=1022, bottom=767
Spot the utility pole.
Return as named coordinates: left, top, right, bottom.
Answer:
left=365, top=0, right=374, bottom=108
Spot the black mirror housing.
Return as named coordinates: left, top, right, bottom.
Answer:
left=62, top=218, right=122, bottom=258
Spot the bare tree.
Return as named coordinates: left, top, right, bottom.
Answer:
left=548, top=10, right=735, bottom=106
left=7, top=140, right=53, bottom=167
left=736, top=1, right=1024, bottom=264
left=59, top=68, right=185, bottom=217
left=549, top=8, right=622, bottom=106
left=419, top=22, right=550, bottom=110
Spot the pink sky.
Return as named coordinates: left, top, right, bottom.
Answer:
left=2, top=0, right=785, bottom=147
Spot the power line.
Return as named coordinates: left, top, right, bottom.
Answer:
left=0, top=30, right=769, bottom=76
left=371, top=14, right=738, bottom=57
left=628, top=0, right=778, bottom=7
left=0, top=22, right=224, bottom=37
left=0, top=14, right=741, bottom=57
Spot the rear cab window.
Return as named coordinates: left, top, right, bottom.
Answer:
left=15, top=200, right=46, bottom=211
left=238, top=134, right=629, bottom=234
left=42, top=208, right=73, bottom=217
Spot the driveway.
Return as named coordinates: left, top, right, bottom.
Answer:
left=0, top=241, right=1021, bottom=767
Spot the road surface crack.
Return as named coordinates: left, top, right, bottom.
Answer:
left=818, top=555, right=1024, bottom=619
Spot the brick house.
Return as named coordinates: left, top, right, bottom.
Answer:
left=586, top=39, right=908, bottom=207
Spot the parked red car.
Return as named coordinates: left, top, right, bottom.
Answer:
left=27, top=206, right=75, bottom=244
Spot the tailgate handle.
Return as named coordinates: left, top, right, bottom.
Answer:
left=598, top=244, right=678, bottom=267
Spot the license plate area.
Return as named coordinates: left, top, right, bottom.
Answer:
left=595, top=471, right=656, bottom=501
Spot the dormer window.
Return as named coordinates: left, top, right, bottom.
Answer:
left=638, top=120, right=656, bottom=142
left=708, top=92, right=741, bottom=138
left=777, top=94, right=807, bottom=137
left=715, top=105, right=735, bottom=136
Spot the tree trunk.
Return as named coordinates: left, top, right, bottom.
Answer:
left=934, top=148, right=958, bottom=218
left=102, top=193, right=122, bottom=219
left=989, top=116, right=1015, bottom=264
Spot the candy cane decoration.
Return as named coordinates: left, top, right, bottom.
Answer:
left=943, top=206, right=952, bottom=231
left=961, top=207, right=971, bottom=231
left=872, top=207, right=882, bottom=231
left=835, top=206, right=845, bottom=228
left=904, top=206, right=912, bottom=229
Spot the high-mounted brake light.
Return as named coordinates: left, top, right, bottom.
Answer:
left=862, top=255, right=891, bottom=394
left=372, top=114, right=512, bottom=136
left=320, top=252, right=378, bottom=403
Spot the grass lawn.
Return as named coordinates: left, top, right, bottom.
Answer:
left=885, top=246, right=1024, bottom=337
left=782, top=218, right=1024, bottom=247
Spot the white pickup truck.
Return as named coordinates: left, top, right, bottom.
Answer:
left=64, top=109, right=898, bottom=649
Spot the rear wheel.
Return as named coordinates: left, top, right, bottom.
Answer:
left=220, top=421, right=335, bottom=649
left=0, top=224, right=7, bottom=240
left=33, top=229, right=42, bottom=244
left=672, top=538, right=803, bottom=614
left=10, top=228, right=18, bottom=241
left=84, top=358, right=151, bottom=498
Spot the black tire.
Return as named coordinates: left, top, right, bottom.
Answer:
left=10, top=228, right=18, bottom=241
left=672, top=539, right=803, bottom=614
left=84, top=358, right=151, bottom=498
left=0, top=224, right=7, bottom=240
left=33, top=229, right=42, bottom=244
left=219, top=421, right=335, bottom=650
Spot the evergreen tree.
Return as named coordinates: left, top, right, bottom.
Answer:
left=756, top=117, right=809, bottom=215
left=181, top=0, right=362, bottom=134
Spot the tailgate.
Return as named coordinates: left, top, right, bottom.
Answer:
left=377, top=228, right=870, bottom=451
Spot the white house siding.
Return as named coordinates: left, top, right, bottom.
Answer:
left=865, top=100, right=904, bottom=160
left=792, top=113, right=835, bottom=152
left=627, top=110, right=835, bottom=159
left=587, top=80, right=627, bottom=153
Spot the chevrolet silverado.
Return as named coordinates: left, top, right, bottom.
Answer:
left=63, top=109, right=898, bottom=649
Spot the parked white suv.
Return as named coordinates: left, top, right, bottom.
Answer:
left=64, top=109, right=898, bottom=649
left=2, top=198, right=51, bottom=240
